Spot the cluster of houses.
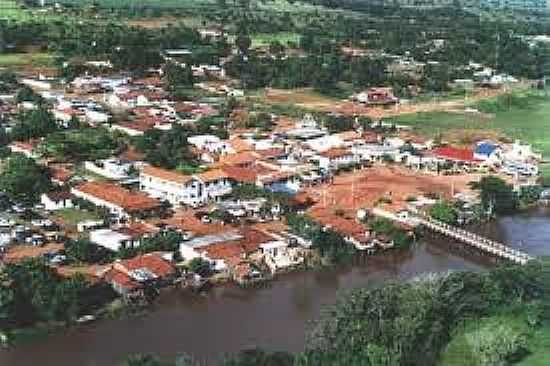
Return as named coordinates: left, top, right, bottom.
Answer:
left=0, top=35, right=545, bottom=300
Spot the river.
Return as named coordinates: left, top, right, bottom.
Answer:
left=1, top=209, right=549, bottom=366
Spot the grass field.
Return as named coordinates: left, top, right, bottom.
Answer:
left=44, top=0, right=217, bottom=9
left=393, top=92, right=550, bottom=181
left=0, top=0, right=28, bottom=19
left=0, top=53, right=56, bottom=69
left=55, top=208, right=101, bottom=227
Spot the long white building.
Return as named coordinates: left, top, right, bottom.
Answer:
left=139, top=165, right=232, bottom=207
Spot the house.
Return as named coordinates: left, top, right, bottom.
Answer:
left=72, top=182, right=162, bottom=222
left=257, top=171, right=301, bottom=194
left=8, top=141, right=38, bottom=158
left=474, top=142, right=501, bottom=164
left=139, top=165, right=199, bottom=207
left=215, top=151, right=258, bottom=168
left=194, top=169, right=232, bottom=202
left=140, top=166, right=232, bottom=207
left=85, top=109, right=111, bottom=125
left=355, top=87, right=399, bottom=105
left=430, top=146, right=480, bottom=165
left=49, top=165, right=74, bottom=186
left=84, top=159, right=135, bottom=180
left=503, top=140, right=542, bottom=163
left=40, top=191, right=74, bottom=211
left=260, top=240, right=304, bottom=274
left=102, top=253, right=177, bottom=297
left=352, top=144, right=400, bottom=162
left=318, top=148, right=357, bottom=171
left=90, top=228, right=134, bottom=252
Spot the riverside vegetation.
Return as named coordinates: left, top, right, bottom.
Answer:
left=120, top=259, right=550, bottom=366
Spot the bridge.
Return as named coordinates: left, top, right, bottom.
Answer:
left=417, top=216, right=534, bottom=265
left=371, top=208, right=535, bottom=265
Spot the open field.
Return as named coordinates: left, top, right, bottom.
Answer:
left=304, top=164, right=482, bottom=217
left=44, top=0, right=217, bottom=9
left=261, top=88, right=341, bottom=110
left=4, top=243, right=65, bottom=263
left=227, top=32, right=301, bottom=48
left=0, top=53, right=56, bottom=70
left=54, top=208, right=102, bottom=227
left=392, top=93, right=550, bottom=180
left=0, top=0, right=28, bottom=19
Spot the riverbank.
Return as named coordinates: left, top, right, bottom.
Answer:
left=0, top=239, right=488, bottom=366
left=1, top=210, right=548, bottom=365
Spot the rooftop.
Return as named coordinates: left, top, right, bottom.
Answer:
left=141, top=165, right=194, bottom=185
left=73, top=182, right=161, bottom=213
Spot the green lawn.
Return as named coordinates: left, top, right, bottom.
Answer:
left=0, top=0, right=29, bottom=20
left=55, top=208, right=101, bottom=227
left=43, top=0, right=217, bottom=9
left=393, top=92, right=550, bottom=181
left=0, top=53, right=56, bottom=69
left=251, top=32, right=301, bottom=48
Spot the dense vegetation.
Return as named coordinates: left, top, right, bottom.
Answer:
left=0, top=153, right=51, bottom=204
left=286, top=213, right=356, bottom=264
left=0, top=259, right=115, bottom=330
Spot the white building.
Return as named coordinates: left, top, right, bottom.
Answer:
left=85, top=109, right=111, bottom=125
left=139, top=166, right=232, bottom=207
left=90, top=229, right=134, bottom=252
left=188, top=135, right=233, bottom=155
left=40, top=192, right=74, bottom=211
left=139, top=165, right=200, bottom=207
left=71, top=181, right=160, bottom=222
left=260, top=241, right=304, bottom=274
left=318, top=148, right=357, bottom=171
left=503, top=140, right=542, bottom=163
left=84, top=159, right=135, bottom=180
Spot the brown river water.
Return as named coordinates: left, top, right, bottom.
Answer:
left=1, top=208, right=549, bottom=366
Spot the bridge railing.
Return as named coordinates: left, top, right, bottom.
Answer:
left=415, top=214, right=534, bottom=263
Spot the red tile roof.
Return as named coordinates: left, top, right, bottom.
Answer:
left=217, top=151, right=258, bottom=167
left=431, top=146, right=478, bottom=163
left=320, top=148, right=352, bottom=159
left=49, top=166, right=74, bottom=183
left=256, top=148, right=287, bottom=160
left=141, top=165, right=193, bottom=185
left=195, top=169, right=229, bottom=183
left=221, top=165, right=258, bottom=184
left=103, top=268, right=142, bottom=291
left=117, top=222, right=160, bottom=239
left=73, top=182, right=161, bottom=213
left=200, top=229, right=272, bottom=261
left=117, top=252, right=176, bottom=278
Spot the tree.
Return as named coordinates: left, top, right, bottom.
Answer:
left=65, top=239, right=114, bottom=264
left=188, top=258, right=212, bottom=277
left=224, top=349, right=294, bottom=366
left=3, top=258, right=91, bottom=325
left=163, top=61, right=194, bottom=90
left=122, top=354, right=168, bottom=366
left=235, top=33, right=252, bottom=55
left=0, top=153, right=51, bottom=204
left=15, top=85, right=44, bottom=105
left=470, top=176, right=518, bottom=215
left=0, top=271, right=15, bottom=325
left=428, top=201, right=458, bottom=225
left=11, top=107, right=58, bottom=141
